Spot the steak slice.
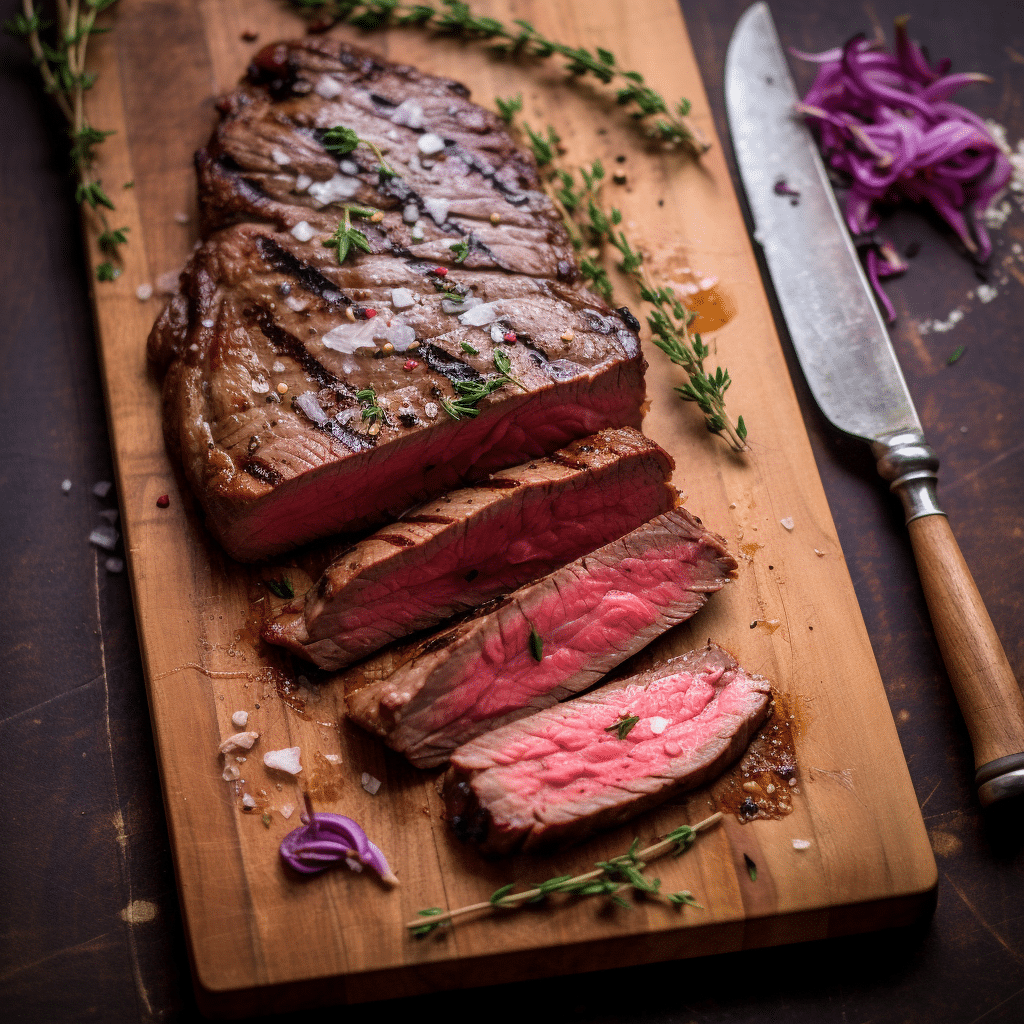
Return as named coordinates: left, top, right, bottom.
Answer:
left=342, top=508, right=737, bottom=768
left=442, top=643, right=772, bottom=855
left=264, top=427, right=676, bottom=669
left=148, top=37, right=646, bottom=561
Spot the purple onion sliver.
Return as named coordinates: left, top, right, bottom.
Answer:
left=864, top=249, right=897, bottom=323
left=280, top=812, right=398, bottom=885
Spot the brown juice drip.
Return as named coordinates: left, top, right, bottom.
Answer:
left=686, top=284, right=737, bottom=334
left=712, top=692, right=801, bottom=822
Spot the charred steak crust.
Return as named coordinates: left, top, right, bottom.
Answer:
left=148, top=37, right=647, bottom=561
left=341, top=507, right=738, bottom=768
left=442, top=643, right=772, bottom=855
left=262, top=426, right=677, bottom=670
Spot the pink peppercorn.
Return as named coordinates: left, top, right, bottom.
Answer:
left=503, top=331, right=517, bottom=342
left=364, top=308, right=377, bottom=318
left=432, top=266, right=448, bottom=276
left=403, top=359, right=419, bottom=371
left=156, top=494, right=170, bottom=508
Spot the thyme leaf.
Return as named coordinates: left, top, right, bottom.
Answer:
left=448, top=239, right=470, bottom=263
left=356, top=386, right=389, bottom=431
left=440, top=351, right=524, bottom=420
left=528, top=626, right=543, bottom=661
left=407, top=811, right=722, bottom=936
left=744, top=853, right=758, bottom=882
left=266, top=578, right=295, bottom=599
left=323, top=123, right=399, bottom=178
left=324, top=205, right=376, bottom=263
left=605, top=714, right=639, bottom=740
left=7, top=1, right=128, bottom=277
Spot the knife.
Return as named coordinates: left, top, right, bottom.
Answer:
left=725, top=2, right=1024, bottom=805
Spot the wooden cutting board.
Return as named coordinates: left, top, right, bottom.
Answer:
left=81, top=0, right=937, bottom=1015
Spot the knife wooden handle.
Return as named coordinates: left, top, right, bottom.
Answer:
left=908, top=513, right=1024, bottom=803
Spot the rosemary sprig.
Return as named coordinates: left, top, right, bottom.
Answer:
left=5, top=0, right=127, bottom=280
left=323, top=204, right=377, bottom=263
left=440, top=349, right=524, bottom=420
left=517, top=123, right=747, bottom=450
left=285, top=0, right=706, bottom=153
left=323, top=123, right=398, bottom=178
left=407, top=811, right=721, bottom=935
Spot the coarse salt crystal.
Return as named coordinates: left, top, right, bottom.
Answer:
left=280, top=803, right=295, bottom=819
left=271, top=147, right=290, bottom=166
left=92, top=480, right=112, bottom=498
left=792, top=839, right=811, bottom=850
left=105, top=557, right=124, bottom=574
left=251, top=376, right=270, bottom=394
left=174, top=211, right=189, bottom=224
left=314, top=75, right=343, bottom=99
left=222, top=764, right=240, bottom=781
left=340, top=159, right=360, bottom=176
left=264, top=746, right=303, bottom=775
left=290, top=220, right=316, bottom=243
left=61, top=479, right=72, bottom=493
left=814, top=548, right=825, bottom=557
left=201, top=318, right=215, bottom=328
left=242, top=794, right=257, bottom=809
left=417, top=132, right=446, bottom=155
left=410, top=220, right=425, bottom=241
left=648, top=717, right=671, bottom=735
left=391, top=287, right=415, bottom=309
left=780, top=517, right=795, bottom=531
left=324, top=753, right=342, bottom=764
left=308, top=173, right=360, bottom=206
left=402, top=202, right=419, bottom=224
left=135, top=283, right=153, bottom=301
left=423, top=401, right=438, bottom=419
left=391, top=98, right=424, bottom=130
left=361, top=772, right=382, bottom=795
left=423, top=196, right=449, bottom=225
left=458, top=301, right=501, bottom=326
left=219, top=731, right=259, bottom=753
left=294, top=173, right=312, bottom=192
left=272, top=361, right=286, bottom=373
left=89, top=525, right=119, bottom=551
left=294, top=391, right=329, bottom=424
left=977, top=283, right=998, bottom=303
left=231, top=710, right=249, bottom=729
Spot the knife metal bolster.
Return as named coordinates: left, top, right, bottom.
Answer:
left=872, top=432, right=945, bottom=525
left=976, top=753, right=1024, bottom=807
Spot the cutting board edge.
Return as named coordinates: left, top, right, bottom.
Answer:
left=192, top=881, right=938, bottom=1017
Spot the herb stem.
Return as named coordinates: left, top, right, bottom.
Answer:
left=405, top=811, right=721, bottom=933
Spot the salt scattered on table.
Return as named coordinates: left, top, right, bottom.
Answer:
left=89, top=525, right=119, bottom=551
left=264, top=747, right=302, bottom=775
left=361, top=772, right=382, bottom=795
left=780, top=516, right=795, bottom=531
left=231, top=710, right=249, bottom=729
left=92, top=480, right=112, bottom=498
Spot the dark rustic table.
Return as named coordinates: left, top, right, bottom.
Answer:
left=2, top=1, right=1022, bottom=1021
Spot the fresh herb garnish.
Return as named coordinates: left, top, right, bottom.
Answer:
left=605, top=714, right=640, bottom=740
left=528, top=626, right=543, bottom=661
left=408, top=811, right=722, bottom=935
left=510, top=120, right=746, bottom=450
left=356, top=386, right=389, bottom=431
left=440, top=350, right=524, bottom=420
left=323, top=205, right=377, bottom=263
left=449, top=240, right=470, bottom=263
left=285, top=1, right=705, bottom=153
left=5, top=1, right=128, bottom=278
left=744, top=853, right=758, bottom=882
left=266, top=578, right=295, bottom=599
left=323, top=123, right=398, bottom=178
left=494, top=93, right=523, bottom=124
left=947, top=345, right=966, bottom=365
left=460, top=341, right=479, bottom=355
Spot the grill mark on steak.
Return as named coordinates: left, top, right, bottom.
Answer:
left=255, top=236, right=351, bottom=306
left=242, top=457, right=283, bottom=486
left=476, top=478, right=520, bottom=489
left=403, top=513, right=457, bottom=524
left=422, top=342, right=482, bottom=384
left=246, top=306, right=341, bottom=391
left=375, top=534, right=417, bottom=548
left=318, top=417, right=376, bottom=453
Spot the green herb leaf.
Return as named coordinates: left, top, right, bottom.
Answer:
left=266, top=578, right=295, bottom=599
left=495, top=93, right=523, bottom=123
left=947, top=345, right=966, bottom=365
left=322, top=124, right=361, bottom=155
left=489, top=883, right=516, bottom=905
left=411, top=906, right=447, bottom=937
left=744, top=853, right=758, bottom=882
left=97, top=226, right=129, bottom=252
left=605, top=714, right=639, bottom=740
left=529, top=626, right=543, bottom=661
left=449, top=240, right=470, bottom=263
left=460, top=341, right=479, bottom=355
left=668, top=890, right=701, bottom=908
left=95, top=262, right=120, bottom=281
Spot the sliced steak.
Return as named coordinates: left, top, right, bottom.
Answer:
left=148, top=37, right=645, bottom=561
left=442, top=643, right=772, bottom=855
left=342, top=508, right=737, bottom=768
left=264, top=427, right=676, bottom=669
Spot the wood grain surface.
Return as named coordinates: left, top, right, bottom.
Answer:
left=67, top=0, right=941, bottom=1013
left=12, top=2, right=1023, bottom=1023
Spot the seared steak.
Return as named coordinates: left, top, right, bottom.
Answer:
left=443, top=643, right=771, bottom=855
left=343, top=508, right=737, bottom=768
left=148, top=37, right=646, bottom=561
left=263, top=427, right=676, bottom=669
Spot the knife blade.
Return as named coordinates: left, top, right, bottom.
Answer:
left=725, top=2, right=1024, bottom=805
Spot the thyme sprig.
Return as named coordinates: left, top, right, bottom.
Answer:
left=605, top=713, right=640, bottom=740
left=323, top=204, right=377, bottom=263
left=356, top=385, right=389, bottom=432
left=286, top=0, right=706, bottom=153
left=5, top=0, right=127, bottom=281
left=407, top=811, right=721, bottom=935
left=516, top=115, right=747, bottom=450
left=323, top=123, right=398, bottom=178
left=440, top=349, right=524, bottom=420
